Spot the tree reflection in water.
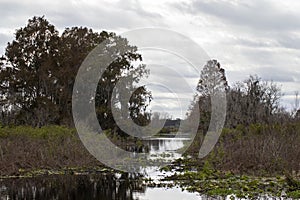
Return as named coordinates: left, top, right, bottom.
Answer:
left=0, top=173, right=145, bottom=200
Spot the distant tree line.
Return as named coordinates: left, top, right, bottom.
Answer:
left=0, top=16, right=151, bottom=134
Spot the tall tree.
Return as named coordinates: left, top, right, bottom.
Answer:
left=56, top=27, right=110, bottom=125
left=187, top=60, right=228, bottom=132
left=94, top=34, right=151, bottom=135
left=0, top=16, right=60, bottom=126
left=197, top=60, right=228, bottom=97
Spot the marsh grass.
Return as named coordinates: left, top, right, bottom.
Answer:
left=185, top=122, right=300, bottom=176
left=0, top=126, right=104, bottom=176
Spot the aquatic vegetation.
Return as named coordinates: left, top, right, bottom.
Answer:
left=159, top=159, right=300, bottom=199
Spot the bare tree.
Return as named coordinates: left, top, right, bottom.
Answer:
left=226, top=75, right=283, bottom=127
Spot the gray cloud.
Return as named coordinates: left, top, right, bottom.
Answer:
left=0, top=0, right=163, bottom=30
left=277, top=34, right=300, bottom=50
left=256, top=67, right=300, bottom=82
left=1, top=0, right=300, bottom=117
left=230, top=37, right=277, bottom=48
left=0, top=33, right=11, bottom=45
left=174, top=0, right=300, bottom=31
left=50, top=1, right=163, bottom=30
left=0, top=0, right=164, bottom=54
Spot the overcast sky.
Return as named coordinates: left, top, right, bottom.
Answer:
left=0, top=0, right=300, bottom=118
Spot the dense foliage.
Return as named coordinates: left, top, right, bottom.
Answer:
left=0, top=16, right=151, bottom=133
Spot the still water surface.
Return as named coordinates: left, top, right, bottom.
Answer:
left=1, top=137, right=203, bottom=200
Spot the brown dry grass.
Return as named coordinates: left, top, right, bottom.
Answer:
left=186, top=122, right=300, bottom=175
left=0, top=126, right=103, bottom=175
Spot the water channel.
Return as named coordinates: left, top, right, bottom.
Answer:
left=0, top=136, right=205, bottom=199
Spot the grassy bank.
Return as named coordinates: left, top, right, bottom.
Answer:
left=186, top=122, right=300, bottom=176
left=0, top=126, right=104, bottom=176
left=1, top=123, right=299, bottom=176
left=0, top=125, right=149, bottom=176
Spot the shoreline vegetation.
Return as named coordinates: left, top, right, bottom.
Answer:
left=0, top=125, right=299, bottom=198
left=0, top=126, right=103, bottom=176
left=0, top=125, right=148, bottom=176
